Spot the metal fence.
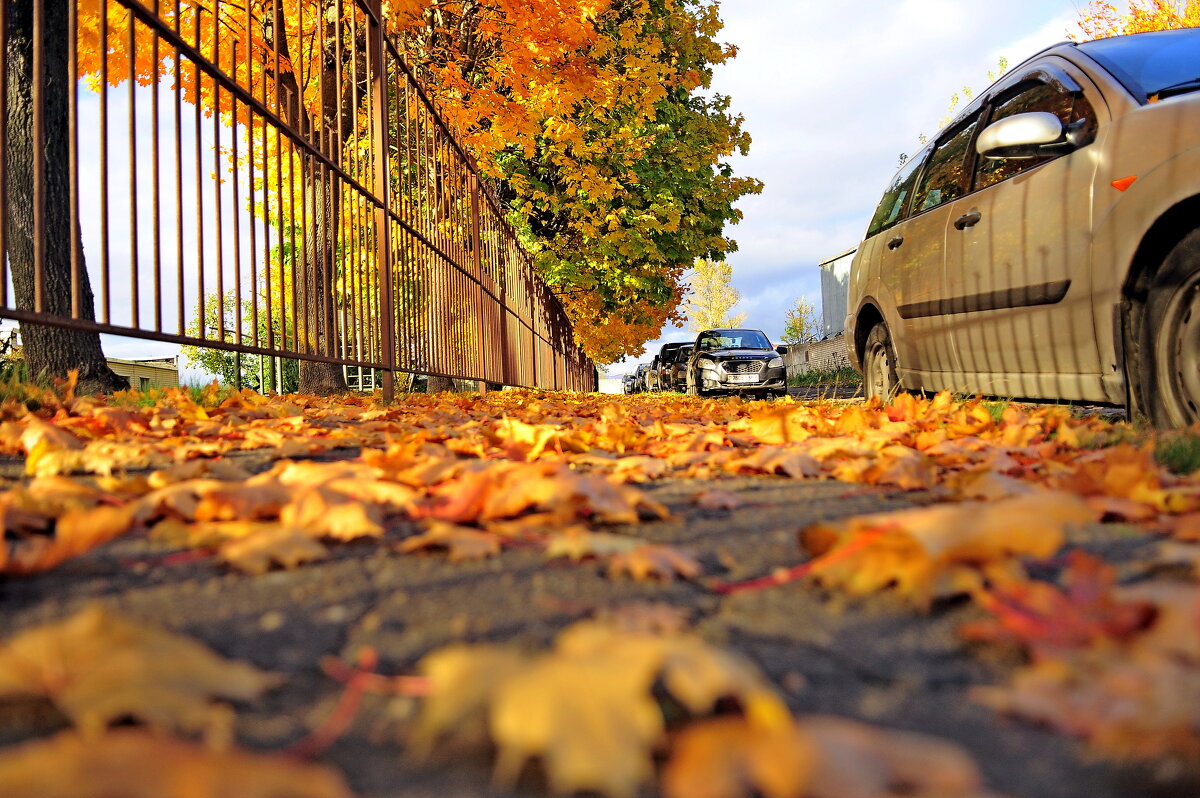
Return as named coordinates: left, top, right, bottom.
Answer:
left=0, top=0, right=596, bottom=399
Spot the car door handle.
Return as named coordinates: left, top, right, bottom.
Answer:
left=954, top=211, right=982, bottom=230
left=887, top=236, right=904, bottom=250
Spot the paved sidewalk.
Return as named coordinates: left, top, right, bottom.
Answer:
left=0, top=464, right=1172, bottom=798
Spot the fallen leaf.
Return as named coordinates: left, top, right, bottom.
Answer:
left=801, top=715, right=994, bottom=798
left=961, top=552, right=1154, bottom=653
left=662, top=716, right=813, bottom=798
left=218, top=525, right=329, bottom=574
left=413, top=620, right=785, bottom=798
left=397, top=521, right=503, bottom=562
left=0, top=606, right=281, bottom=737
left=692, top=489, right=744, bottom=511
left=0, top=730, right=353, bottom=798
left=798, top=493, right=1095, bottom=606
left=608, top=543, right=702, bottom=581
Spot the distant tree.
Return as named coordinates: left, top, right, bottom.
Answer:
left=1076, top=0, right=1200, bottom=37
left=685, top=259, right=746, bottom=332
left=182, top=291, right=299, bottom=394
left=781, top=297, right=820, bottom=344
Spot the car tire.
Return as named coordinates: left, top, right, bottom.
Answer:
left=1141, top=229, right=1200, bottom=428
left=863, top=323, right=900, bottom=402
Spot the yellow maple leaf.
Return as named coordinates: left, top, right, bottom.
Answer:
left=0, top=606, right=281, bottom=738
left=799, top=493, right=1095, bottom=606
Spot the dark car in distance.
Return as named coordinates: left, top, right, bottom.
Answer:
left=655, top=342, right=690, bottom=392
left=685, top=328, right=788, bottom=399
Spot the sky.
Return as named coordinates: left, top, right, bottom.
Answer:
left=610, top=0, right=1092, bottom=376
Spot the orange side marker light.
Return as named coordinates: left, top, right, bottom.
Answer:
left=1111, top=176, right=1137, bottom=192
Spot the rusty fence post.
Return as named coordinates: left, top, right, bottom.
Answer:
left=365, top=0, right=396, bottom=402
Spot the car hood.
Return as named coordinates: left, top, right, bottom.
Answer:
left=696, top=348, right=774, bottom=360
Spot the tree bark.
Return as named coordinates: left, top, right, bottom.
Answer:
left=296, top=157, right=346, bottom=394
left=427, top=375, right=454, bottom=393
left=271, top=2, right=346, bottom=396
left=5, top=0, right=128, bottom=394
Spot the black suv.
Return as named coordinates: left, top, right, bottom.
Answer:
left=685, top=328, right=788, bottom=399
left=655, top=342, right=689, bottom=392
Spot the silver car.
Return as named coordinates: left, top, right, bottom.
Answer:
left=846, top=29, right=1200, bottom=427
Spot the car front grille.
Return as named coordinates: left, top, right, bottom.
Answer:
left=724, top=360, right=764, bottom=374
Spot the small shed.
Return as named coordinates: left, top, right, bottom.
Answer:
left=106, top=357, right=180, bottom=391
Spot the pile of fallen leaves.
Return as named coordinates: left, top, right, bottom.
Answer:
left=0, top=378, right=1198, bottom=796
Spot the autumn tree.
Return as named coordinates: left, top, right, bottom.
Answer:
left=685, top=259, right=745, bottom=332
left=781, top=297, right=820, bottom=344
left=1076, top=0, right=1200, bottom=37
left=389, top=0, right=761, bottom=363
left=4, top=0, right=127, bottom=393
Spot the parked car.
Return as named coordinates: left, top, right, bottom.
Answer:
left=633, top=364, right=652, bottom=396
left=846, top=28, right=1200, bottom=427
left=622, top=373, right=637, bottom=394
left=685, top=328, right=788, bottom=399
left=667, top=344, right=694, bottom=391
left=655, top=342, right=690, bottom=392
left=644, top=358, right=661, bottom=392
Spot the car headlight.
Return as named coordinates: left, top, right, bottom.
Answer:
left=768, top=356, right=784, bottom=368
left=696, top=358, right=716, bottom=370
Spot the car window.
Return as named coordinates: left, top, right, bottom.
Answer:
left=865, top=148, right=927, bottom=237
left=698, top=330, right=770, bottom=350
left=911, top=117, right=980, bottom=213
left=975, top=80, right=1097, bottom=189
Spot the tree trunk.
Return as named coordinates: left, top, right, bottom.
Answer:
left=271, top=3, right=346, bottom=397
left=427, top=375, right=454, bottom=393
left=5, top=0, right=127, bottom=394
left=296, top=159, right=346, bottom=395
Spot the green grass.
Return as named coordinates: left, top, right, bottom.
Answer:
left=1154, top=430, right=1200, bottom=476
left=980, top=399, right=1012, bottom=424
left=112, top=380, right=241, bottom=410
left=788, top=366, right=863, bottom=388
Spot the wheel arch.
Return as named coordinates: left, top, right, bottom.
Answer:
left=1121, top=194, right=1200, bottom=302
left=1117, top=195, right=1200, bottom=424
left=852, top=300, right=886, bottom=371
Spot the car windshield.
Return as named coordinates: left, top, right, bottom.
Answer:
left=697, top=330, right=772, bottom=350
left=1078, top=29, right=1200, bottom=100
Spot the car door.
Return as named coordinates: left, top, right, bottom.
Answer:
left=884, top=112, right=983, bottom=390
left=944, top=61, right=1107, bottom=399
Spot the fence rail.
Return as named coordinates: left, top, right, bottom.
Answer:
left=0, top=0, right=596, bottom=398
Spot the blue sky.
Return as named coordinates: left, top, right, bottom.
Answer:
left=610, top=0, right=1091, bottom=375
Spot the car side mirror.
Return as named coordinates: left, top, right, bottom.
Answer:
left=976, top=112, right=1069, bottom=160
left=775, top=345, right=789, bottom=355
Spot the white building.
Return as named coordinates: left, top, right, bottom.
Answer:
left=817, top=247, right=856, bottom=337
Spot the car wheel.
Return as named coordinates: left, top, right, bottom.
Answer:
left=863, top=323, right=900, bottom=402
left=1142, top=229, right=1200, bottom=428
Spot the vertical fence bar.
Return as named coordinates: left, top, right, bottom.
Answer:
left=150, top=0, right=162, bottom=331
left=366, top=0, right=395, bottom=401
left=192, top=8, right=205, bottom=337
left=30, top=0, right=46, bottom=313
left=127, top=8, right=140, bottom=327
left=66, top=0, right=78, bottom=316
